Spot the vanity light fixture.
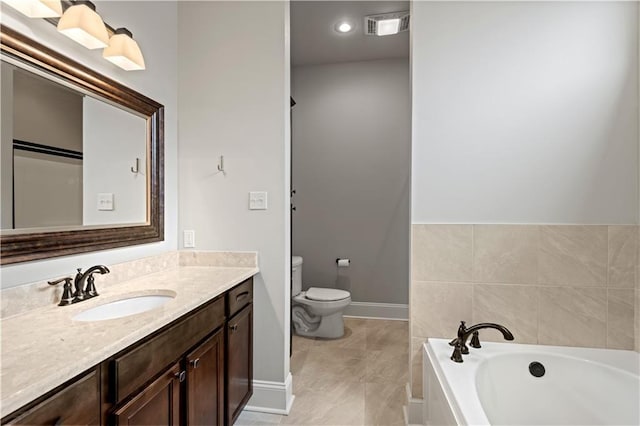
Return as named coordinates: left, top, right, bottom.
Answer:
left=364, top=11, right=410, bottom=37
left=1, top=0, right=62, bottom=18
left=57, top=0, right=109, bottom=49
left=103, top=28, right=145, bottom=71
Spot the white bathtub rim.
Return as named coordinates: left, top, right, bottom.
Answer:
left=425, top=339, right=489, bottom=426
left=424, top=338, right=640, bottom=426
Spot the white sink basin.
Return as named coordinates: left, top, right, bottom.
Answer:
left=73, top=292, right=176, bottom=322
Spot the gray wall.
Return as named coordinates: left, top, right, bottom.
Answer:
left=178, top=1, right=292, bottom=409
left=1, top=62, right=14, bottom=229
left=13, top=69, right=82, bottom=151
left=1, top=1, right=179, bottom=288
left=292, top=58, right=410, bottom=305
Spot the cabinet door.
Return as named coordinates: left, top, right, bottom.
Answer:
left=112, top=363, right=181, bottom=426
left=226, top=304, right=253, bottom=426
left=186, top=328, right=224, bottom=425
left=5, top=368, right=100, bottom=426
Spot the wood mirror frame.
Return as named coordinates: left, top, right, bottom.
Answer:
left=0, top=26, right=164, bottom=265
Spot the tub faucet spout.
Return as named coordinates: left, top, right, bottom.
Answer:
left=449, top=321, right=514, bottom=363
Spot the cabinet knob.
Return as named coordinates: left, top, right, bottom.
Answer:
left=230, top=324, right=238, bottom=332
left=53, top=417, right=63, bottom=426
left=174, top=370, right=186, bottom=382
left=190, top=358, right=200, bottom=369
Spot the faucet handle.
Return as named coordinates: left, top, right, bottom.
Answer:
left=48, top=277, right=74, bottom=306
left=85, top=275, right=99, bottom=298
left=470, top=331, right=481, bottom=349
left=48, top=277, right=71, bottom=286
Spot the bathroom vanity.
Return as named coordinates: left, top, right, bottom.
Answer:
left=0, top=265, right=257, bottom=426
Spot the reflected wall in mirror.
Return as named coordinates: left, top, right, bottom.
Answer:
left=0, top=26, right=164, bottom=265
left=1, top=61, right=147, bottom=230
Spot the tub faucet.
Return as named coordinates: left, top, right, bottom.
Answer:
left=449, top=321, right=514, bottom=363
left=73, top=265, right=110, bottom=302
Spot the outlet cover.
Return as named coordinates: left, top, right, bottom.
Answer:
left=183, top=230, right=195, bottom=248
left=249, top=191, right=268, bottom=210
left=97, top=193, right=114, bottom=211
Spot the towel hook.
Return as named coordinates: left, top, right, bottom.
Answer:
left=131, top=158, right=140, bottom=174
left=217, top=156, right=226, bottom=176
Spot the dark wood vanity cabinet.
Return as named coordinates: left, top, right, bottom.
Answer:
left=4, top=368, right=100, bottom=426
left=226, top=304, right=253, bottom=426
left=112, top=363, right=181, bottom=425
left=226, top=278, right=254, bottom=425
left=186, top=329, right=225, bottom=425
left=2, top=278, right=253, bottom=426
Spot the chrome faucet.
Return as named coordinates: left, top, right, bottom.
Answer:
left=449, top=320, right=514, bottom=362
left=73, top=265, right=110, bottom=302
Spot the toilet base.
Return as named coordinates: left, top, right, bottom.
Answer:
left=293, top=311, right=345, bottom=339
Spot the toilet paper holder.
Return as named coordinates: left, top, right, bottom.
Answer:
left=336, top=258, right=350, bottom=267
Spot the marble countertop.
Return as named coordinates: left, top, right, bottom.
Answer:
left=0, top=265, right=259, bottom=418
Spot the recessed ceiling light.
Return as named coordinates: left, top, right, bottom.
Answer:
left=335, top=21, right=353, bottom=33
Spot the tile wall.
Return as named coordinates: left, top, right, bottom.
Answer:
left=410, top=224, right=639, bottom=398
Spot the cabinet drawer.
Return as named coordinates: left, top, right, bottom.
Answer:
left=227, top=278, right=253, bottom=317
left=111, top=296, right=225, bottom=403
left=5, top=368, right=99, bottom=426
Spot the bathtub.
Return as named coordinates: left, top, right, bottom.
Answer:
left=423, top=338, right=640, bottom=425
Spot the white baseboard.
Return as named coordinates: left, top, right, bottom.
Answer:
left=244, top=373, right=295, bottom=415
left=403, top=382, right=424, bottom=425
left=344, top=301, right=408, bottom=320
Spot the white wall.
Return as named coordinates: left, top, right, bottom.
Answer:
left=178, top=0, right=291, bottom=411
left=0, top=1, right=178, bottom=288
left=412, top=1, right=639, bottom=225
left=83, top=97, right=147, bottom=226
left=292, top=59, right=410, bottom=305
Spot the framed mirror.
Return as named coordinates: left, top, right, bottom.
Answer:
left=0, top=26, right=164, bottom=265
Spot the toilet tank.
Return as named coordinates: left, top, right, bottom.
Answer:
left=292, top=256, right=303, bottom=296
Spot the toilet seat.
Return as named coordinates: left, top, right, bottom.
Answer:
left=305, top=287, right=350, bottom=301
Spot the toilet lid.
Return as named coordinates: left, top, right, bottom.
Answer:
left=306, top=287, right=350, bottom=301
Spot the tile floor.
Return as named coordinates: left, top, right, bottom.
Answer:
left=236, top=317, right=409, bottom=426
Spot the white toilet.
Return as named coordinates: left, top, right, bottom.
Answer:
left=291, top=256, right=351, bottom=339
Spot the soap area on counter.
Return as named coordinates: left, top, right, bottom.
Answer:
left=0, top=251, right=258, bottom=423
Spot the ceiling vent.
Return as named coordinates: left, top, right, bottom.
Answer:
left=364, top=11, right=410, bottom=36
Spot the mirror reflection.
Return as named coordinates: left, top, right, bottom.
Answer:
left=0, top=59, right=147, bottom=231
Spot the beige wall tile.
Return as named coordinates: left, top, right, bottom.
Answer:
left=539, top=226, right=607, bottom=286
left=608, top=226, right=637, bottom=288
left=472, top=284, right=538, bottom=344
left=538, top=287, right=607, bottom=348
left=412, top=225, right=472, bottom=282
left=411, top=337, right=425, bottom=399
left=607, top=289, right=635, bottom=350
left=473, top=225, right=538, bottom=284
left=411, top=281, right=472, bottom=339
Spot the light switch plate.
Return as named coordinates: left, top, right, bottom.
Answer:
left=249, top=191, right=268, bottom=210
left=97, top=193, right=114, bottom=211
left=183, top=230, right=196, bottom=248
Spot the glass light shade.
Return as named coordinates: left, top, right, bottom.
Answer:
left=103, top=30, right=145, bottom=71
left=57, top=3, right=109, bottom=49
left=337, top=22, right=352, bottom=33
left=2, top=0, right=62, bottom=18
left=377, top=18, right=400, bottom=36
